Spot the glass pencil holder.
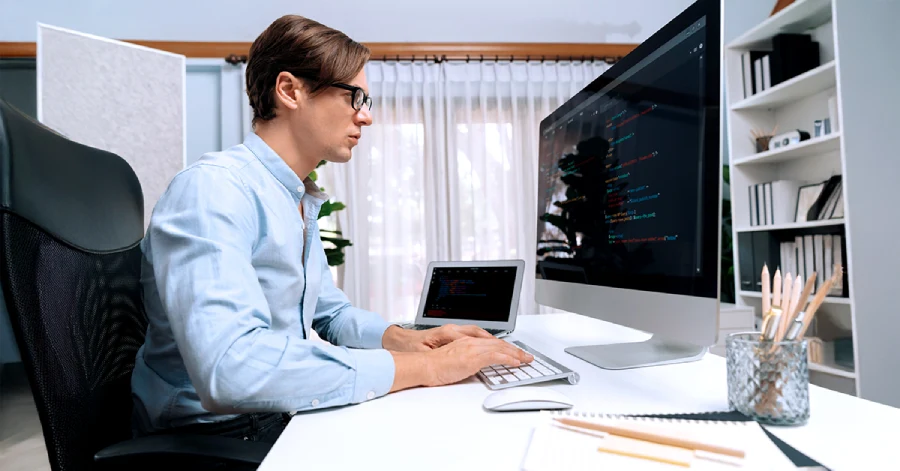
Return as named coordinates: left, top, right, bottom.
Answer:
left=726, top=332, right=810, bottom=426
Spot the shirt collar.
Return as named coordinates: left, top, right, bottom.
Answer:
left=243, top=132, right=329, bottom=203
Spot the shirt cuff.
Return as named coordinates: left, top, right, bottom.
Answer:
left=357, top=310, right=392, bottom=349
left=349, top=347, right=395, bottom=403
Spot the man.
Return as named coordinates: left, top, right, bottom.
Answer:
left=130, top=14, right=533, bottom=444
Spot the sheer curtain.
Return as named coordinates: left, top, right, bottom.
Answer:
left=325, top=59, right=610, bottom=323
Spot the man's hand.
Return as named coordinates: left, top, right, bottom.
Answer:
left=381, top=324, right=494, bottom=352
left=388, top=336, right=534, bottom=392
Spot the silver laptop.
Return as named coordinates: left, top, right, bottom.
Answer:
left=401, top=260, right=526, bottom=337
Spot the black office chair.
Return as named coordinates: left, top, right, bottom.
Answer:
left=0, top=99, right=271, bottom=471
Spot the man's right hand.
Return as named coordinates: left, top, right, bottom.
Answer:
left=388, top=337, right=533, bottom=392
left=423, top=337, right=534, bottom=387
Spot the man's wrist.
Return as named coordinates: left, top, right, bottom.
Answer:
left=381, top=324, right=413, bottom=351
left=388, top=350, right=432, bottom=392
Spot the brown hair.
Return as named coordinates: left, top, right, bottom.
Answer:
left=245, top=15, right=370, bottom=125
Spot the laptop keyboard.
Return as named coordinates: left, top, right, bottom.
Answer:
left=476, top=341, right=579, bottom=390
left=406, top=324, right=507, bottom=336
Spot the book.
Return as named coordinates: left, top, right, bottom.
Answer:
left=522, top=411, right=799, bottom=470
left=769, top=180, right=803, bottom=225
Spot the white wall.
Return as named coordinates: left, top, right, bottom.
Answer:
left=1, top=0, right=694, bottom=43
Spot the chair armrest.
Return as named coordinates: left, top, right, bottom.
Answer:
left=94, top=434, right=271, bottom=470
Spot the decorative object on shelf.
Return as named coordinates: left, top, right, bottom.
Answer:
left=827, top=95, right=840, bottom=133
left=834, top=337, right=854, bottom=369
left=770, top=0, right=796, bottom=17
left=768, top=130, right=810, bottom=151
left=751, top=125, right=778, bottom=153
left=807, top=337, right=824, bottom=364
left=814, top=120, right=823, bottom=137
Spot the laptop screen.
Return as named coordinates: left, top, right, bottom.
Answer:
left=421, top=266, right=519, bottom=322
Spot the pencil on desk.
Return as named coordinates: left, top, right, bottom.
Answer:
left=553, top=417, right=746, bottom=459
left=597, top=438, right=691, bottom=468
left=762, top=264, right=771, bottom=317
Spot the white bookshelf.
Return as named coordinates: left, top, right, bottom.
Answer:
left=725, top=0, right=900, bottom=407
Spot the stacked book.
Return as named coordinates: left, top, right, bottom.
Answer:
left=739, top=33, right=820, bottom=99
left=779, top=235, right=845, bottom=297
left=749, top=175, right=843, bottom=227
left=739, top=232, right=846, bottom=297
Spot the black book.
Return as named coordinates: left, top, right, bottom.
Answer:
left=807, top=175, right=842, bottom=221
left=771, top=33, right=818, bottom=85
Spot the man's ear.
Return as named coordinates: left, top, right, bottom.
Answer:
left=274, top=72, right=305, bottom=113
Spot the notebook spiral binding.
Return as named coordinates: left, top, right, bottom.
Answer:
left=547, top=409, right=749, bottom=425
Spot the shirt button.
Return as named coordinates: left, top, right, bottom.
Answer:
left=366, top=391, right=376, bottom=400
left=297, top=185, right=304, bottom=192
left=311, top=398, right=320, bottom=407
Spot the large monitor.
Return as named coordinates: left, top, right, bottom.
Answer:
left=534, top=0, right=721, bottom=369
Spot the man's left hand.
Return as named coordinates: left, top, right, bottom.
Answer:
left=382, top=324, right=494, bottom=352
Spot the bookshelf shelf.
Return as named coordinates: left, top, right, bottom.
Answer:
left=728, top=0, right=833, bottom=50
left=810, top=361, right=856, bottom=379
left=731, top=61, right=836, bottom=111
left=733, top=132, right=841, bottom=166
left=735, top=219, right=844, bottom=233
left=738, top=291, right=851, bottom=306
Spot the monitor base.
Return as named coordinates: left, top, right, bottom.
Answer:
left=564, top=336, right=707, bottom=370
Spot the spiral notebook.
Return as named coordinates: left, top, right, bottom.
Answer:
left=521, top=410, right=799, bottom=470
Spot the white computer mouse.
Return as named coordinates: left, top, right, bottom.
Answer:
left=482, top=386, right=574, bottom=412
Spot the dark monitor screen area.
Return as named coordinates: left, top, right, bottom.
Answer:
left=421, top=267, right=518, bottom=322
left=535, top=15, right=719, bottom=298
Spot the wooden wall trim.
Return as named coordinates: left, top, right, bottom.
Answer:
left=0, top=41, right=636, bottom=62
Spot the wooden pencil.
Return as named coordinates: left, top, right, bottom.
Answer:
left=553, top=418, right=746, bottom=459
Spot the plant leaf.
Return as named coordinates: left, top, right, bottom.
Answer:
left=321, top=236, right=352, bottom=249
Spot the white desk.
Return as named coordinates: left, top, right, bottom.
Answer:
left=259, top=314, right=897, bottom=470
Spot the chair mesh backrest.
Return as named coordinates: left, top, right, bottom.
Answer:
left=0, top=99, right=148, bottom=471
left=1, top=214, right=147, bottom=471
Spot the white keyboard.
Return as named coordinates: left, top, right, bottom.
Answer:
left=476, top=340, right=580, bottom=390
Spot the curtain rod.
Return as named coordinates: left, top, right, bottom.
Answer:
left=225, top=54, right=620, bottom=65
left=2, top=41, right=635, bottom=65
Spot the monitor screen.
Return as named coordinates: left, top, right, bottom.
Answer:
left=422, top=266, right=518, bottom=322
left=535, top=14, right=719, bottom=298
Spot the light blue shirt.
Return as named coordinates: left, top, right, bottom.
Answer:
left=131, top=132, right=395, bottom=434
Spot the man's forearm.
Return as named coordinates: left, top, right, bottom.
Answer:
left=388, top=351, right=432, bottom=392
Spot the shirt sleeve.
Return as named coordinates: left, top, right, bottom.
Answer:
left=312, top=249, right=392, bottom=350
left=145, top=165, right=395, bottom=415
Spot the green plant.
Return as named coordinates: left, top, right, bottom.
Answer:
left=308, top=160, right=352, bottom=267
left=721, top=164, right=735, bottom=304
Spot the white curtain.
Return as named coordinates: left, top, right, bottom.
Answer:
left=321, top=59, right=610, bottom=323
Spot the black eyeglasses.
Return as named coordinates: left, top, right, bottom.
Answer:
left=331, top=83, right=373, bottom=112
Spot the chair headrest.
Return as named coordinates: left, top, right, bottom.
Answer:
left=0, top=99, right=144, bottom=252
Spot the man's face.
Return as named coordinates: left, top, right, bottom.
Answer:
left=294, top=68, right=373, bottom=164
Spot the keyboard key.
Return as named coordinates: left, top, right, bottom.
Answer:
left=521, top=366, right=542, bottom=377
left=512, top=370, right=530, bottom=380
left=477, top=340, right=578, bottom=389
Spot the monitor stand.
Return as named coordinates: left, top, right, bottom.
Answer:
left=564, top=335, right=708, bottom=370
